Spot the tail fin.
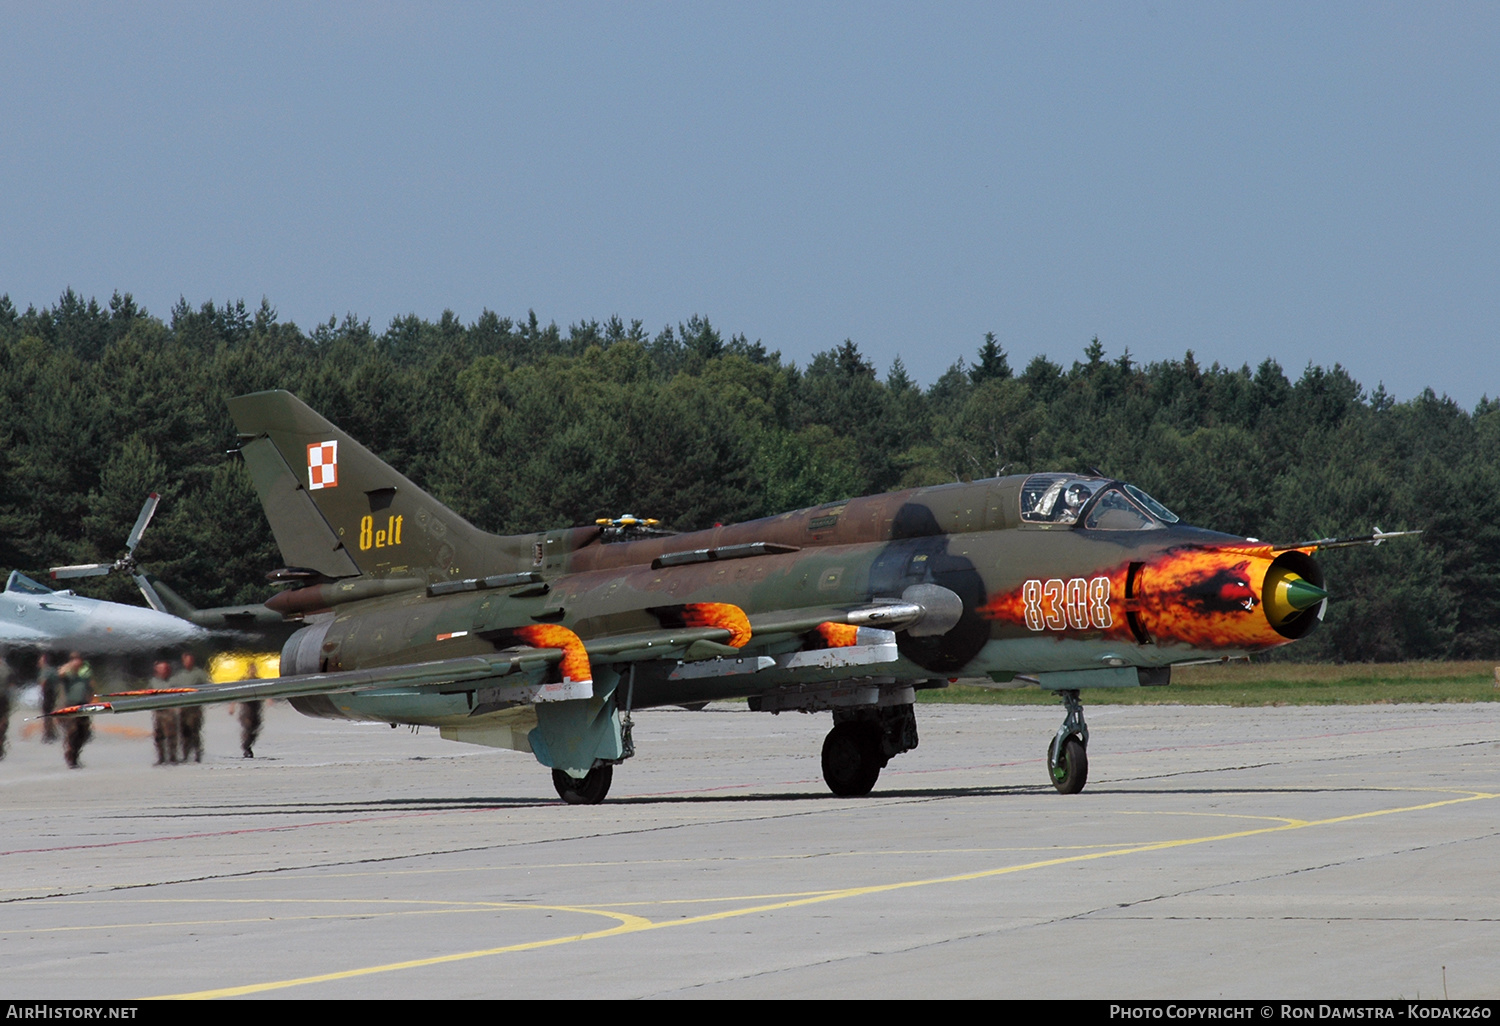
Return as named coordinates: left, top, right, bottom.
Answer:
left=228, top=390, right=495, bottom=579
left=135, top=574, right=198, bottom=619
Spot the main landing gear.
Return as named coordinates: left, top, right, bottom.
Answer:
left=822, top=722, right=884, bottom=796
left=552, top=764, right=613, bottom=804
left=1047, top=689, right=1089, bottom=795
left=820, top=705, right=920, bottom=797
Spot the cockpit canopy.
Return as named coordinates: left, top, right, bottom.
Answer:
left=5, top=570, right=56, bottom=595
left=1019, top=474, right=1179, bottom=531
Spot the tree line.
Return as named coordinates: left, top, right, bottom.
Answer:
left=2, top=289, right=1496, bottom=663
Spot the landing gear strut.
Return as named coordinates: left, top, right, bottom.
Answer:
left=1047, top=689, right=1089, bottom=795
left=550, top=666, right=634, bottom=806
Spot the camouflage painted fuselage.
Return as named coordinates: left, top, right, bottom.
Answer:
left=49, top=391, right=1335, bottom=795
left=280, top=474, right=1319, bottom=728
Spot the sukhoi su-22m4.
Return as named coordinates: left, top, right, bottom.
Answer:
left=57, top=390, right=1405, bottom=803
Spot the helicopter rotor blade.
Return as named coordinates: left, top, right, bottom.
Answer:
left=50, top=563, right=114, bottom=580
left=125, top=493, right=161, bottom=552
left=132, top=572, right=170, bottom=613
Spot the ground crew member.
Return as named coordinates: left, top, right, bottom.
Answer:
left=0, top=651, right=14, bottom=760
left=233, top=658, right=264, bottom=759
left=238, top=699, right=263, bottom=758
left=170, top=653, right=209, bottom=762
left=59, top=652, right=94, bottom=768
left=36, top=653, right=60, bottom=743
left=150, top=661, right=179, bottom=765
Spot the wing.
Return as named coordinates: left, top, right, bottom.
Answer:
left=54, top=593, right=957, bottom=717
left=53, top=648, right=567, bottom=716
left=50, top=622, right=745, bottom=717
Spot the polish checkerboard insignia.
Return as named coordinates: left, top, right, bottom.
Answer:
left=307, top=440, right=338, bottom=490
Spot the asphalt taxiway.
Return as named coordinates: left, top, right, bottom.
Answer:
left=1, top=697, right=1496, bottom=999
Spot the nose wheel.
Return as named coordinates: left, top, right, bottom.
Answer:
left=1047, top=689, right=1089, bottom=794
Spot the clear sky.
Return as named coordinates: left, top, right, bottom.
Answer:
left=2, top=2, right=1496, bottom=405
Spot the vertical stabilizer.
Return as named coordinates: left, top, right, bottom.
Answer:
left=135, top=574, right=196, bottom=618
left=229, top=390, right=496, bottom=579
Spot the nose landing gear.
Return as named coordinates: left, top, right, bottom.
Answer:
left=1047, top=689, right=1089, bottom=794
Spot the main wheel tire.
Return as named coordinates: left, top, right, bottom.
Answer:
left=1047, top=735, right=1088, bottom=795
left=552, top=764, right=613, bottom=804
left=822, top=723, right=882, bottom=797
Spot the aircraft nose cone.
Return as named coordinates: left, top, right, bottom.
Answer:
left=1260, top=565, right=1328, bottom=630
left=90, top=604, right=207, bottom=652
left=1280, top=576, right=1328, bottom=611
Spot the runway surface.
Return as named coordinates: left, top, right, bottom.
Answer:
left=1, top=697, right=1497, bottom=1000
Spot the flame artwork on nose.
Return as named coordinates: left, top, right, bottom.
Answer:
left=980, top=546, right=1316, bottom=653
left=511, top=624, right=593, bottom=684
left=1133, top=549, right=1279, bottom=649
left=676, top=603, right=752, bottom=648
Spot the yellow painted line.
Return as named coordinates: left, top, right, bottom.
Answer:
left=15, top=908, right=537, bottom=934
left=11, top=898, right=630, bottom=935
left=1114, top=811, right=1309, bottom=826
left=268, top=842, right=1142, bottom=880
left=51, top=897, right=560, bottom=908
left=252, top=787, right=1500, bottom=884
left=155, top=907, right=653, bottom=999
left=156, top=787, right=1498, bottom=1000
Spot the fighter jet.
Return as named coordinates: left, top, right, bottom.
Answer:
left=56, top=390, right=1410, bottom=803
left=1, top=570, right=205, bottom=655
left=51, top=494, right=301, bottom=656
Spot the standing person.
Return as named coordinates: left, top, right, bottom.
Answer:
left=0, top=651, right=14, bottom=760
left=59, top=652, right=94, bottom=769
left=149, top=661, right=179, bottom=765
left=170, top=653, right=209, bottom=763
left=238, top=699, right=263, bottom=758
left=36, top=653, right=61, bottom=743
left=231, top=658, right=264, bottom=759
